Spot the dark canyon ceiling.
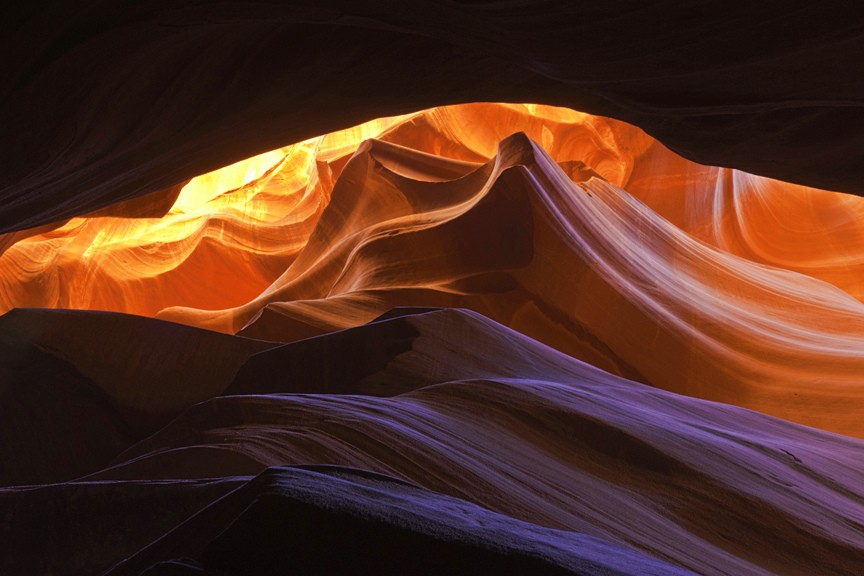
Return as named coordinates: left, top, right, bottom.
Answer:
left=4, top=1, right=864, bottom=232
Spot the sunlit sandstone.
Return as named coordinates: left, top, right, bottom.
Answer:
left=3, top=103, right=864, bottom=437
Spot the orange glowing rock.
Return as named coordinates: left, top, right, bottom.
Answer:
left=4, top=102, right=863, bottom=317
left=3, top=103, right=864, bottom=436
left=0, top=112, right=417, bottom=316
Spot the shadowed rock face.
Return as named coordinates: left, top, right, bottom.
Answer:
left=0, top=308, right=278, bottom=484
left=4, top=2, right=864, bottom=232
left=2, top=309, right=863, bottom=576
left=106, top=466, right=697, bottom=576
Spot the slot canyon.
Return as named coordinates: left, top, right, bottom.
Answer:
left=3, top=3, right=864, bottom=575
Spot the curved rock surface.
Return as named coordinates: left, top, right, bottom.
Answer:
left=8, top=104, right=864, bottom=316
left=0, top=307, right=277, bottom=484
left=5, top=107, right=864, bottom=440
left=140, top=129, right=864, bottom=438
left=2, top=308, right=862, bottom=575
left=7, top=103, right=864, bottom=312
left=4, top=42, right=864, bottom=571
left=5, top=108, right=864, bottom=436
left=108, top=466, right=696, bottom=576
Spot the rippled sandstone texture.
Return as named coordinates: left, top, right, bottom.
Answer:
left=5, top=4, right=864, bottom=573
left=7, top=103, right=864, bottom=315
left=3, top=104, right=864, bottom=439
left=3, top=308, right=863, bottom=576
left=2, top=107, right=864, bottom=574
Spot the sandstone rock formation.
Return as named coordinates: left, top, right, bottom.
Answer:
left=4, top=5, right=864, bottom=571
left=3, top=309, right=863, bottom=575
left=6, top=105, right=864, bottom=436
